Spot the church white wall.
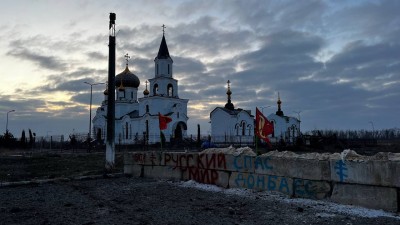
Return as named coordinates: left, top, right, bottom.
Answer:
left=116, top=87, right=138, bottom=101
left=115, top=102, right=139, bottom=119
left=155, top=58, right=173, bottom=78
left=210, top=108, right=254, bottom=144
left=267, top=114, right=300, bottom=144
left=148, top=77, right=178, bottom=97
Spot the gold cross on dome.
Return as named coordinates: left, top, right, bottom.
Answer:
left=124, top=53, right=130, bottom=66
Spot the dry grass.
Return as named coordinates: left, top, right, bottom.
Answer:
left=0, top=151, right=124, bottom=182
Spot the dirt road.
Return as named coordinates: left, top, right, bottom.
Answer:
left=0, top=177, right=399, bottom=225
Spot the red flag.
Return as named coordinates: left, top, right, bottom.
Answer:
left=256, top=107, right=274, bottom=144
left=158, top=113, right=172, bottom=130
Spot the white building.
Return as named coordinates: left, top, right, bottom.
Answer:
left=210, top=81, right=254, bottom=145
left=267, top=94, right=300, bottom=145
left=92, top=33, right=189, bottom=144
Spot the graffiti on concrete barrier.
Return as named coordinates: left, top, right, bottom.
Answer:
left=233, top=173, right=291, bottom=195
left=233, top=156, right=273, bottom=171
left=186, top=168, right=219, bottom=184
left=254, top=156, right=273, bottom=171
left=133, top=153, right=145, bottom=164
left=149, top=152, right=157, bottom=166
left=164, top=153, right=226, bottom=170
left=294, top=179, right=331, bottom=199
left=334, top=160, right=348, bottom=182
left=164, top=153, right=227, bottom=185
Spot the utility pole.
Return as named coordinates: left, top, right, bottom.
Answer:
left=6, top=110, right=15, bottom=134
left=106, top=13, right=116, bottom=171
left=84, top=81, right=105, bottom=151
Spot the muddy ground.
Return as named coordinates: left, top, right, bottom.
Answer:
left=1, top=177, right=400, bottom=225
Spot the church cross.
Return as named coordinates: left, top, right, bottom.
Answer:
left=124, top=53, right=130, bottom=66
left=162, top=24, right=166, bottom=35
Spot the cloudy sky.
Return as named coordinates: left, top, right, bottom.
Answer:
left=0, top=0, right=399, bottom=137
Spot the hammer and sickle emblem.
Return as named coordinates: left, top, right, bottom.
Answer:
left=258, top=116, right=267, bottom=138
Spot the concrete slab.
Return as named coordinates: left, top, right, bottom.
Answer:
left=143, top=165, right=181, bottom=181
left=229, top=172, right=293, bottom=196
left=124, top=164, right=142, bottom=177
left=331, top=183, right=398, bottom=212
left=181, top=168, right=230, bottom=188
left=255, top=156, right=331, bottom=180
left=331, top=160, right=400, bottom=187
left=293, top=179, right=331, bottom=200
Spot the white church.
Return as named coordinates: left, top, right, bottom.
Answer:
left=92, top=33, right=189, bottom=144
left=210, top=81, right=254, bottom=145
left=267, top=94, right=301, bottom=145
left=210, top=81, right=301, bottom=146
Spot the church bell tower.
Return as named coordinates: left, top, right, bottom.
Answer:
left=149, top=24, right=178, bottom=98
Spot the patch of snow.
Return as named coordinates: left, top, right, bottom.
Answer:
left=316, top=212, right=336, bottom=218
left=201, top=146, right=256, bottom=156
left=201, top=147, right=399, bottom=162
left=179, top=180, right=223, bottom=192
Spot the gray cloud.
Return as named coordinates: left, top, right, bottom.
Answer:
left=2, top=0, right=400, bottom=136
left=7, top=47, right=67, bottom=71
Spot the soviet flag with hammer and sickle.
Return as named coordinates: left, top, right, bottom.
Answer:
left=255, top=107, right=274, bottom=145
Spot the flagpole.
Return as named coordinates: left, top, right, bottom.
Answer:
left=255, top=135, right=259, bottom=155
left=255, top=107, right=259, bottom=155
left=160, top=131, right=163, bottom=151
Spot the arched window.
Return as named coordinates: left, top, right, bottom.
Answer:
left=96, top=128, right=102, bottom=141
left=168, top=64, right=170, bottom=74
left=167, top=84, right=173, bottom=97
left=241, top=121, right=246, bottom=136
left=153, top=84, right=158, bottom=95
left=247, top=124, right=252, bottom=136
left=119, top=90, right=125, bottom=99
left=235, top=123, right=240, bottom=136
left=125, top=122, right=129, bottom=139
left=146, top=105, right=149, bottom=113
left=156, top=64, right=159, bottom=74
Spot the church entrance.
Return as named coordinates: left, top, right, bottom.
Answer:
left=173, top=122, right=187, bottom=141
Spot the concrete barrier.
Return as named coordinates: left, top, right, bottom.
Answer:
left=331, top=159, right=400, bottom=187
left=143, top=166, right=181, bottom=181
left=181, top=167, right=230, bottom=188
left=125, top=152, right=161, bottom=166
left=293, top=179, right=331, bottom=200
left=331, top=183, right=398, bottom=212
left=229, top=172, right=293, bottom=195
left=124, top=149, right=400, bottom=212
left=256, top=156, right=331, bottom=181
left=124, top=164, right=142, bottom=177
